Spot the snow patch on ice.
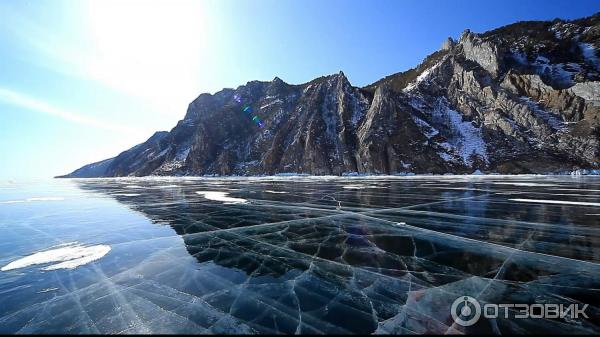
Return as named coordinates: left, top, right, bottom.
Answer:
left=196, top=191, right=248, bottom=204
left=1, top=242, right=111, bottom=272
left=26, top=197, right=64, bottom=202
left=0, top=200, right=25, bottom=204
left=0, top=197, right=64, bottom=204
left=343, top=185, right=366, bottom=189
left=343, top=184, right=382, bottom=189
left=510, top=198, right=600, bottom=207
left=493, top=182, right=558, bottom=187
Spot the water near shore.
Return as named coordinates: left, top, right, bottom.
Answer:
left=0, top=176, right=599, bottom=334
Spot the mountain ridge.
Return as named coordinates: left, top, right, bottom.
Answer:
left=59, top=12, right=600, bottom=178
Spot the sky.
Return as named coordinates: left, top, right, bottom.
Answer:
left=1, top=0, right=599, bottom=179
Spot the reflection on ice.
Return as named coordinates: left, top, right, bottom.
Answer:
left=1, top=242, right=111, bottom=271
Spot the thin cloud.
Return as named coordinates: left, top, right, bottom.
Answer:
left=0, top=87, right=141, bottom=135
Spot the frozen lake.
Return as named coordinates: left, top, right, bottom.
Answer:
left=0, top=176, right=599, bottom=334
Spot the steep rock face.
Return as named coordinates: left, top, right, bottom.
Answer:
left=460, top=29, right=504, bottom=78
left=61, top=13, right=600, bottom=177
left=356, top=85, right=448, bottom=174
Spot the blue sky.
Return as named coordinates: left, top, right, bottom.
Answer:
left=1, top=0, right=599, bottom=179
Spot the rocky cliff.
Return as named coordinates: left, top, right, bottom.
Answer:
left=61, top=13, right=600, bottom=177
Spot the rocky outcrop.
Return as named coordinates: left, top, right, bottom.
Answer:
left=459, top=29, right=503, bottom=78
left=441, top=37, right=456, bottom=51
left=60, top=12, right=600, bottom=177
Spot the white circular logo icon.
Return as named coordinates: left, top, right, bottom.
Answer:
left=451, top=296, right=481, bottom=326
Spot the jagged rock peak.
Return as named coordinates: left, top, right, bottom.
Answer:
left=459, top=29, right=473, bottom=42
left=272, top=76, right=285, bottom=84
left=457, top=28, right=502, bottom=77
left=441, top=37, right=456, bottom=51
left=149, top=131, right=169, bottom=141
left=330, top=70, right=351, bottom=86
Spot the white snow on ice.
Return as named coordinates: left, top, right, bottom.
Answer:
left=196, top=191, right=248, bottom=204
left=343, top=185, right=366, bottom=189
left=26, top=197, right=65, bottom=201
left=0, top=197, right=64, bottom=204
left=264, top=190, right=288, bottom=194
left=493, top=182, right=558, bottom=187
left=509, top=198, right=600, bottom=207
left=1, top=242, right=111, bottom=272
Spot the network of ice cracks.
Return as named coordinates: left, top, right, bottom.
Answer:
left=0, top=175, right=598, bottom=334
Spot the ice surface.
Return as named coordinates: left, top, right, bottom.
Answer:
left=0, top=177, right=599, bottom=334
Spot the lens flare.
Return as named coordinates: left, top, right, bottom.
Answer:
left=234, top=95, right=264, bottom=128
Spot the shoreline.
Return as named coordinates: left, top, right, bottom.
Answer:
left=52, top=171, right=600, bottom=181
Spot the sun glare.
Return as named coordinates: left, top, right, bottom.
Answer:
left=83, top=0, right=208, bottom=116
